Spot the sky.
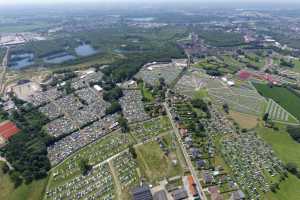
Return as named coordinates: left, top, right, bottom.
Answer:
left=0, top=0, right=299, bottom=5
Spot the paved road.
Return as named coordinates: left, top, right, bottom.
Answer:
left=163, top=102, right=206, bottom=200
left=0, top=47, right=9, bottom=94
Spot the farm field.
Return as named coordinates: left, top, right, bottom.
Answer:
left=229, top=111, right=258, bottom=129
left=254, top=83, right=300, bottom=120
left=0, top=161, right=48, bottom=200
left=265, top=99, right=299, bottom=124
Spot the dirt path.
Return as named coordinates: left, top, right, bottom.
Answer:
left=108, top=160, right=122, bottom=200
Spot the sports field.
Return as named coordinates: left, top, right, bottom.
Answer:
left=254, top=83, right=300, bottom=120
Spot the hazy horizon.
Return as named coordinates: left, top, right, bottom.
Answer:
left=0, top=0, right=300, bottom=6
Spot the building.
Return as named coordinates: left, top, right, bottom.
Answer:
left=187, top=175, right=198, bottom=197
left=0, top=121, right=20, bottom=141
left=153, top=190, right=168, bottom=200
left=171, top=188, right=188, bottom=200
left=230, top=190, right=246, bottom=200
left=132, top=185, right=153, bottom=200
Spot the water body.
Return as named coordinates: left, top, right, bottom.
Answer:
left=75, top=43, right=98, bottom=57
left=9, top=53, right=35, bottom=69
left=43, top=52, right=76, bottom=64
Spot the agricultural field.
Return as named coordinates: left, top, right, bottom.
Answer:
left=229, top=111, right=258, bottom=129
left=254, top=83, right=300, bottom=120
left=265, top=99, right=299, bottom=124
left=208, top=80, right=266, bottom=116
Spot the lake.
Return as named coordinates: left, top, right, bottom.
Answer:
left=9, top=53, right=35, bottom=69
left=75, top=43, right=98, bottom=57
left=43, top=52, right=76, bottom=64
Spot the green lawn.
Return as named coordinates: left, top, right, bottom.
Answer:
left=257, top=125, right=300, bottom=168
left=0, top=162, right=48, bottom=200
left=265, top=174, right=300, bottom=200
left=136, top=134, right=183, bottom=184
left=291, top=59, right=300, bottom=73
left=254, top=83, right=300, bottom=120
left=255, top=125, right=300, bottom=200
left=138, top=82, right=154, bottom=102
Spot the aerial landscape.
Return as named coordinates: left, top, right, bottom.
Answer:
left=1, top=0, right=300, bottom=200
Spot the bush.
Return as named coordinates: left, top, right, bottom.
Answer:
left=286, top=126, right=300, bottom=143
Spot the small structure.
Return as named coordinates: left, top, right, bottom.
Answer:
left=230, top=190, right=246, bottom=200
left=187, top=175, right=198, bottom=197
left=153, top=190, right=168, bottom=200
left=93, top=85, right=103, bottom=92
left=171, top=188, right=188, bottom=200
left=132, top=185, right=153, bottom=200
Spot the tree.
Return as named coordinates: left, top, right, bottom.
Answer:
left=222, top=103, right=229, bottom=114
left=103, top=86, right=123, bottom=101
left=105, top=101, right=122, bottom=115
left=129, top=145, right=137, bottom=159
left=263, top=113, right=269, bottom=122
left=1, top=163, right=9, bottom=174
left=118, top=116, right=129, bottom=133
left=79, top=159, right=92, bottom=175
left=286, top=162, right=299, bottom=177
left=10, top=171, right=23, bottom=188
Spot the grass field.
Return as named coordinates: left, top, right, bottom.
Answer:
left=256, top=125, right=300, bottom=168
left=136, top=133, right=183, bottom=184
left=0, top=162, right=48, bottom=200
left=265, top=173, right=300, bottom=200
left=291, top=59, right=300, bottom=73
left=254, top=83, right=300, bottom=120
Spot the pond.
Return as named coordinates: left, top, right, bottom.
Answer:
left=75, top=43, right=98, bottom=57
left=9, top=53, right=35, bottom=69
left=43, top=52, right=76, bottom=64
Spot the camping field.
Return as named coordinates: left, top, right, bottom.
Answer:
left=254, top=83, right=300, bottom=120
left=135, top=133, right=184, bottom=185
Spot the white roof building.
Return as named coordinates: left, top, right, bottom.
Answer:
left=93, top=85, right=103, bottom=92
